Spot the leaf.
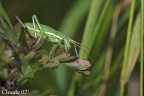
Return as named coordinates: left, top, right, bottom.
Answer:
left=77, top=70, right=91, bottom=75
left=13, top=23, right=22, bottom=40
left=59, top=56, right=78, bottom=63
left=50, top=53, right=70, bottom=62
left=63, top=58, right=91, bottom=71
left=43, top=62, right=60, bottom=68
left=0, top=41, right=5, bottom=53
left=126, top=13, right=140, bottom=81
left=0, top=4, right=13, bottom=29
left=22, top=64, right=35, bottom=78
left=38, top=54, right=49, bottom=64
left=0, top=18, right=18, bottom=45
left=23, top=51, right=36, bottom=61
left=16, top=74, right=28, bottom=85
left=0, top=69, right=9, bottom=80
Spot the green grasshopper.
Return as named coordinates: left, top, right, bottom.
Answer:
left=15, top=15, right=81, bottom=59
left=15, top=15, right=92, bottom=72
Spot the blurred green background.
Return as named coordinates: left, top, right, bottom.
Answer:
left=0, top=0, right=142, bottom=96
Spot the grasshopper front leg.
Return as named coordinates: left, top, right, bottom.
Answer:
left=74, top=45, right=78, bottom=57
left=48, top=37, right=69, bottom=59
left=49, top=43, right=60, bottom=59
left=49, top=37, right=70, bottom=59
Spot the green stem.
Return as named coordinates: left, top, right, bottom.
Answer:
left=120, top=0, right=136, bottom=96
left=140, top=0, right=144, bottom=96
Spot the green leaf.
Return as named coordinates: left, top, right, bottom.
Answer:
left=0, top=69, right=8, bottom=80
left=43, top=62, right=59, bottom=68
left=22, top=64, right=35, bottom=78
left=126, top=13, right=140, bottom=81
left=0, top=18, right=18, bottom=45
left=120, top=0, right=136, bottom=95
left=13, top=23, right=22, bottom=40
left=77, top=70, right=90, bottom=75
left=0, top=40, right=5, bottom=53
left=0, top=4, right=13, bottom=29
left=16, top=74, right=28, bottom=85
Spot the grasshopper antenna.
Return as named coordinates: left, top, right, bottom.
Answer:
left=14, top=14, right=33, bottom=50
left=15, top=15, right=25, bottom=28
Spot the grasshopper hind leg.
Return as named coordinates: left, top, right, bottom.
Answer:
left=32, top=15, right=44, bottom=45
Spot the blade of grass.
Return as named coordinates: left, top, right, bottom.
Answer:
left=80, top=51, right=107, bottom=93
left=92, top=3, right=113, bottom=54
left=98, top=2, right=122, bottom=95
left=126, top=13, right=140, bottom=81
left=79, top=0, right=104, bottom=59
left=110, top=47, right=124, bottom=79
left=0, top=4, right=13, bottom=29
left=67, top=74, right=79, bottom=96
left=140, top=0, right=144, bottom=96
left=120, top=0, right=136, bottom=96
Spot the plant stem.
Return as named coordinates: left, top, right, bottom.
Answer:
left=120, top=0, right=135, bottom=96
left=140, top=0, right=144, bottom=96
